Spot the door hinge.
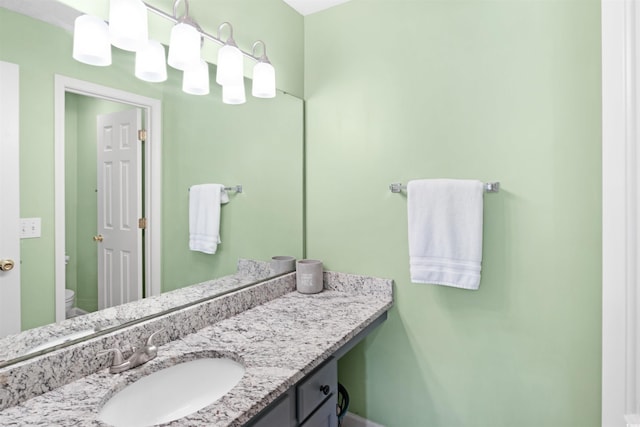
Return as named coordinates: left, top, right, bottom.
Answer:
left=138, top=129, right=147, bottom=141
left=138, top=217, right=147, bottom=229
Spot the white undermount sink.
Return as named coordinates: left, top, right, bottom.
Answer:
left=98, top=357, right=245, bottom=427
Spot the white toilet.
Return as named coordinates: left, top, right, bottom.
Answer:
left=65, top=289, right=75, bottom=317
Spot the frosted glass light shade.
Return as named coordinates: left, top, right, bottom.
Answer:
left=167, top=23, right=201, bottom=71
left=72, top=15, right=112, bottom=66
left=222, top=83, right=246, bottom=105
left=252, top=62, right=276, bottom=98
left=135, top=40, right=167, bottom=82
left=216, top=44, right=243, bottom=86
left=109, top=0, right=148, bottom=52
left=182, top=60, right=210, bottom=95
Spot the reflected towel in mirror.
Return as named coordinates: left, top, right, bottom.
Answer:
left=189, top=184, right=230, bottom=254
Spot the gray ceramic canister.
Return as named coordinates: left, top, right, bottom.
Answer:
left=270, top=256, right=296, bottom=275
left=296, top=259, right=323, bottom=294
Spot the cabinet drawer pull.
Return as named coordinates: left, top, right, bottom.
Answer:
left=319, top=385, right=330, bottom=396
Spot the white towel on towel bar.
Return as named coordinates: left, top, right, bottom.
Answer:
left=189, top=184, right=230, bottom=254
left=407, top=179, right=484, bottom=290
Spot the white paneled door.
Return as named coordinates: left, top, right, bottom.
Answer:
left=96, top=109, right=143, bottom=310
left=0, top=61, right=21, bottom=337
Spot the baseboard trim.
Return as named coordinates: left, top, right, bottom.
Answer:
left=342, top=412, right=385, bottom=427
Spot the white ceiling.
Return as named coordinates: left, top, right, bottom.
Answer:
left=0, top=0, right=79, bottom=31
left=283, top=0, right=352, bottom=16
left=0, top=0, right=352, bottom=31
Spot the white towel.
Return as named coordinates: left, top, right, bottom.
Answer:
left=407, top=179, right=484, bottom=290
left=189, top=184, right=229, bottom=254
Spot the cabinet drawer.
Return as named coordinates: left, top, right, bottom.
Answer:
left=248, top=390, right=295, bottom=427
left=300, top=393, right=337, bottom=427
left=297, top=358, right=337, bottom=423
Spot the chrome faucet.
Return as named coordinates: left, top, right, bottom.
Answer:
left=99, top=329, right=164, bottom=374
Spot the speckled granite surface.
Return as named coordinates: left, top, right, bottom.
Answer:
left=0, top=259, right=273, bottom=365
left=0, top=271, right=393, bottom=426
left=0, top=272, right=295, bottom=411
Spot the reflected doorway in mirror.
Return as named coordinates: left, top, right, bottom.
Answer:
left=54, top=75, right=162, bottom=322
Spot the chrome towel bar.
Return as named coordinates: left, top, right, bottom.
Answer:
left=188, top=185, right=243, bottom=193
left=389, top=182, right=500, bottom=193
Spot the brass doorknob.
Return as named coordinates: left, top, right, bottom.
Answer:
left=93, top=235, right=104, bottom=242
left=0, top=259, right=15, bottom=272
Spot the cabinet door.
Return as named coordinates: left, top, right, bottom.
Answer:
left=300, top=393, right=337, bottom=427
left=248, top=390, right=296, bottom=427
left=297, top=358, right=337, bottom=422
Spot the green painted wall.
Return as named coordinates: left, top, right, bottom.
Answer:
left=0, top=6, right=304, bottom=330
left=304, top=1, right=601, bottom=426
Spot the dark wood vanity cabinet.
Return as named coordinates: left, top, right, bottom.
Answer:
left=248, top=358, right=337, bottom=427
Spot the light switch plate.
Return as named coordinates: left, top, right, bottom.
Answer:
left=20, top=218, right=41, bottom=239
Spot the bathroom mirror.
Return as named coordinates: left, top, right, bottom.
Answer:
left=0, top=3, right=303, bottom=364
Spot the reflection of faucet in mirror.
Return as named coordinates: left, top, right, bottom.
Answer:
left=99, top=329, right=163, bottom=374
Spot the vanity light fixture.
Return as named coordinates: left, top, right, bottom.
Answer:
left=135, top=40, right=167, bottom=82
left=222, top=83, right=246, bottom=105
left=215, top=22, right=244, bottom=87
left=72, top=15, right=112, bottom=67
left=167, top=0, right=202, bottom=72
left=251, top=41, right=276, bottom=98
left=182, top=59, right=210, bottom=95
left=109, top=0, right=148, bottom=52
left=167, top=22, right=201, bottom=71
left=71, top=0, right=277, bottom=103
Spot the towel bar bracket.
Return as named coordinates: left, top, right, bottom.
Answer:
left=484, top=182, right=500, bottom=193
left=389, top=183, right=404, bottom=193
left=225, top=185, right=243, bottom=193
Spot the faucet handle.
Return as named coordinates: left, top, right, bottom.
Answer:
left=145, top=328, right=165, bottom=347
left=98, top=348, right=132, bottom=374
left=98, top=348, right=125, bottom=366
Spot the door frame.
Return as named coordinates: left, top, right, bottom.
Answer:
left=602, top=0, right=640, bottom=425
left=54, top=75, right=161, bottom=322
left=0, top=61, right=21, bottom=336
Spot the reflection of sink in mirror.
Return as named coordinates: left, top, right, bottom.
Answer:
left=98, top=357, right=245, bottom=427
left=25, top=329, right=97, bottom=355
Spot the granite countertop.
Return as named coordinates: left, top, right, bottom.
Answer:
left=0, top=277, right=393, bottom=426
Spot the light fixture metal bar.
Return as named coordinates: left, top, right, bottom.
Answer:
left=142, top=1, right=262, bottom=63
